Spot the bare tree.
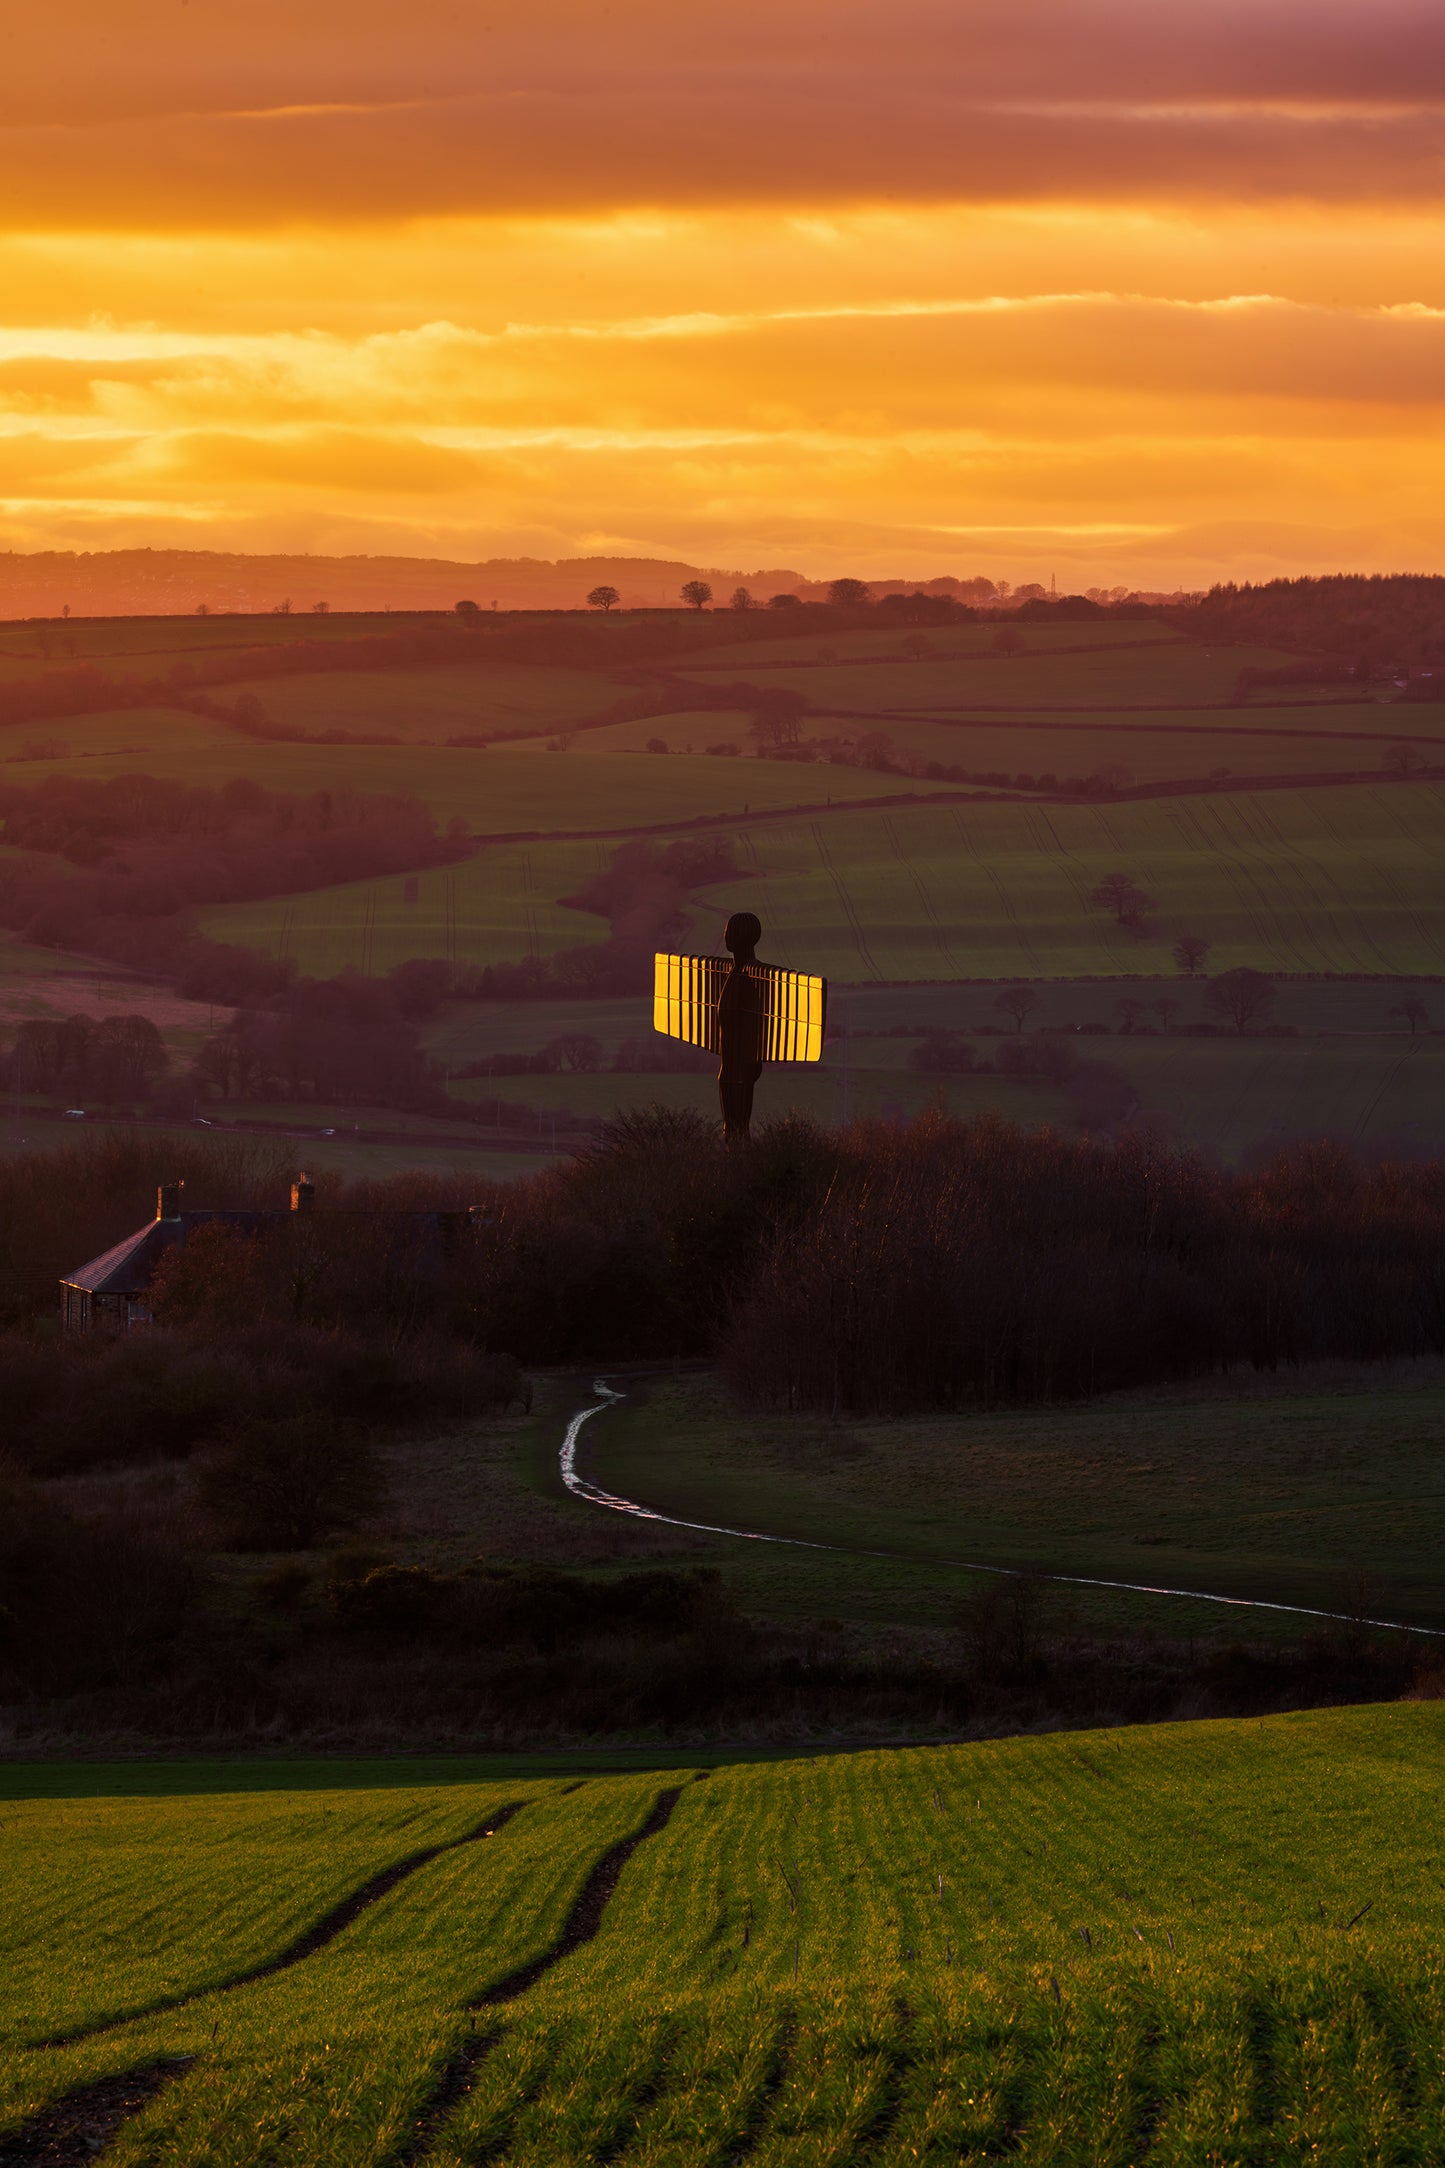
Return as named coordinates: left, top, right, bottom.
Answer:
left=1153, top=996, right=1181, bottom=1031
left=681, top=580, right=713, bottom=611
left=587, top=584, right=620, bottom=612
left=828, top=578, right=869, bottom=608
left=995, top=986, right=1041, bottom=1033
left=1391, top=994, right=1428, bottom=1035
left=1172, top=934, right=1211, bottom=976
left=1114, top=998, right=1148, bottom=1033
left=1383, top=741, right=1425, bottom=777
left=730, top=587, right=754, bottom=611
left=1204, top=967, right=1278, bottom=1035
left=1090, top=872, right=1155, bottom=926
left=993, top=625, right=1024, bottom=657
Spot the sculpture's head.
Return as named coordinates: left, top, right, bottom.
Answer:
left=724, top=911, right=762, bottom=960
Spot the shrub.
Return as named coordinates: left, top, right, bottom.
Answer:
left=198, top=1415, right=386, bottom=1551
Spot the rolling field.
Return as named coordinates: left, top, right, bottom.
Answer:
left=199, top=785, right=1445, bottom=981
left=699, top=786, right=1445, bottom=980
left=250, top=663, right=618, bottom=741
left=449, top=1064, right=1062, bottom=1132
left=20, top=720, right=936, bottom=834
left=7, top=1709, right=1445, bottom=2162
left=685, top=620, right=1193, bottom=667
left=682, top=641, right=1318, bottom=714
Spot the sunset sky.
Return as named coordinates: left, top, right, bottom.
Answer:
left=6, top=0, right=1445, bottom=588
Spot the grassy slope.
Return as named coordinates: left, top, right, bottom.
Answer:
left=684, top=641, right=1314, bottom=713
left=6, top=1710, right=1445, bottom=2162
left=251, top=662, right=618, bottom=739
left=199, top=783, right=1445, bottom=981
left=584, top=1373, right=1445, bottom=1633
left=16, top=721, right=939, bottom=831
left=698, top=785, right=1445, bottom=979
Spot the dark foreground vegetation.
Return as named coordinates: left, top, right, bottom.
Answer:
left=1, top=1119, right=1442, bottom=1746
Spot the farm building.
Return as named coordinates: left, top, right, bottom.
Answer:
left=60, top=1175, right=480, bottom=1331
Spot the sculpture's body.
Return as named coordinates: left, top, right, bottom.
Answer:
left=716, top=911, right=766, bottom=1141
left=652, top=916, right=827, bottom=1141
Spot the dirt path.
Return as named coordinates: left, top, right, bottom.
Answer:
left=560, top=1381, right=1445, bottom=1641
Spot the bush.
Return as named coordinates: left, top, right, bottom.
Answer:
left=198, top=1415, right=386, bottom=1550
left=0, top=1467, right=201, bottom=1691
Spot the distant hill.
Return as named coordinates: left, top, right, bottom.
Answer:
left=0, top=548, right=1008, bottom=620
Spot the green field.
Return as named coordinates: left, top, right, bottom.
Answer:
left=251, top=662, right=618, bottom=741
left=585, top=1371, right=1445, bottom=1632
left=7, top=1708, right=1445, bottom=2162
left=682, top=641, right=1319, bottom=714
left=199, top=785, right=1445, bottom=982
left=18, top=717, right=937, bottom=833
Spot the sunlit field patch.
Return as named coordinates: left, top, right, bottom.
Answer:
left=5, top=1709, right=1445, bottom=2164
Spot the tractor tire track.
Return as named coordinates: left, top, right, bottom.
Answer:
left=472, top=1787, right=684, bottom=2007
left=38, top=1804, right=527, bottom=2050
left=0, top=2059, right=193, bottom=2166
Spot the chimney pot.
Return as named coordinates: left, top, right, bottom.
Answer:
left=291, top=1172, right=315, bottom=1214
left=157, top=1181, right=184, bottom=1221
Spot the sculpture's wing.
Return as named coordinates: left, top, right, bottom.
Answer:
left=653, top=955, right=828, bottom=1062
left=758, top=966, right=828, bottom=1064
left=654, top=952, right=727, bottom=1052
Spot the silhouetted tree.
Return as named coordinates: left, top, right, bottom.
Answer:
left=1172, top=934, right=1211, bottom=976
left=1383, top=741, right=1424, bottom=777
left=454, top=599, right=480, bottom=616
left=730, top=587, right=753, bottom=611
left=768, top=593, right=802, bottom=610
left=1392, top=994, right=1428, bottom=1035
left=994, top=987, right=1041, bottom=1033
left=1204, top=967, right=1278, bottom=1035
left=828, top=578, right=869, bottom=609
left=587, top=585, right=620, bottom=612
left=1153, top=997, right=1181, bottom=1031
left=681, top=580, right=713, bottom=611
left=1090, top=872, right=1155, bottom=927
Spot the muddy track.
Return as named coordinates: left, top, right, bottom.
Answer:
left=473, top=1787, right=683, bottom=2008
left=0, top=2059, right=193, bottom=2166
left=39, top=1803, right=527, bottom=2051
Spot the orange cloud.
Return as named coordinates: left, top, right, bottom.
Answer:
left=3, top=5, right=1442, bottom=583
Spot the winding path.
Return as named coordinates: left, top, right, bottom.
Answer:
left=560, top=1380, right=1444, bottom=1640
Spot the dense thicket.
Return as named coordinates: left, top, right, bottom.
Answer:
left=10, top=1116, right=1444, bottom=1408
left=1182, top=574, right=1445, bottom=669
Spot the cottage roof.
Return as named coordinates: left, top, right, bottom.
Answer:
left=62, top=1209, right=281, bottom=1296
left=62, top=1220, right=179, bottom=1296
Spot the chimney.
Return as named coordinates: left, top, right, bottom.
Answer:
left=157, top=1181, right=184, bottom=1222
left=290, top=1172, right=315, bottom=1214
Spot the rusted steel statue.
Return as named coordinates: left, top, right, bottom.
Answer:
left=654, top=912, right=828, bottom=1141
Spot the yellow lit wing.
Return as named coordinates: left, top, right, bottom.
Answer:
left=653, top=954, right=827, bottom=1062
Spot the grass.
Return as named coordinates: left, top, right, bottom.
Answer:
left=682, top=641, right=1314, bottom=714
left=199, top=783, right=1445, bottom=982
left=249, top=663, right=619, bottom=741
left=198, top=836, right=609, bottom=976
left=19, top=721, right=939, bottom=834
left=583, top=1371, right=1445, bottom=1634
left=448, top=1066, right=1061, bottom=1130
left=694, top=785, right=1445, bottom=980
left=1112, top=1034, right=1445, bottom=1157
left=6, top=1708, right=1445, bottom=2161
left=685, top=619, right=1193, bottom=667
left=0, top=1113, right=557, bottom=1185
